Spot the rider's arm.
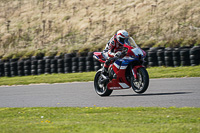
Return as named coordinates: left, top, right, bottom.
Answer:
left=107, top=40, right=115, bottom=58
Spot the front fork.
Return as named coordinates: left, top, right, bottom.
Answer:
left=131, top=65, right=144, bottom=80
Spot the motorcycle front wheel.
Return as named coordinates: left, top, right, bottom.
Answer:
left=131, top=67, right=149, bottom=94
left=94, top=70, right=112, bottom=96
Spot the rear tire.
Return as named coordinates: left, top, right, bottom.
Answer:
left=131, top=67, right=149, bottom=94
left=94, top=70, right=112, bottom=96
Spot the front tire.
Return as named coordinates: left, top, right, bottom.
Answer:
left=94, top=70, right=112, bottom=96
left=131, top=67, right=149, bottom=93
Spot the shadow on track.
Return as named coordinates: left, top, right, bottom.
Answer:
left=111, top=92, right=192, bottom=97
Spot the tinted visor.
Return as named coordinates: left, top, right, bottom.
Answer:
left=119, top=37, right=129, bottom=45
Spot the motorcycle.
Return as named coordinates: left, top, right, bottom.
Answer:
left=93, top=37, right=149, bottom=96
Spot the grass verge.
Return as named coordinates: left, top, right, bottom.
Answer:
left=0, top=66, right=200, bottom=86
left=0, top=107, right=199, bottom=133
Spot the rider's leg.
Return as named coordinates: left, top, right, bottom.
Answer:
left=102, top=63, right=109, bottom=75
left=101, top=51, right=112, bottom=80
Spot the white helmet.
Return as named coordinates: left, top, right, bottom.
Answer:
left=116, top=30, right=129, bottom=45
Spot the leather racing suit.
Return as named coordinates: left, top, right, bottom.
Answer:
left=102, top=34, right=124, bottom=69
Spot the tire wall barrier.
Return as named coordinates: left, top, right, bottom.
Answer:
left=0, top=46, right=199, bottom=77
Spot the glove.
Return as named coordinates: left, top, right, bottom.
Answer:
left=121, top=50, right=127, bottom=56
left=115, top=51, right=122, bottom=58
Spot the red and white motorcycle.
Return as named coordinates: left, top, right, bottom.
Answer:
left=93, top=37, right=149, bottom=96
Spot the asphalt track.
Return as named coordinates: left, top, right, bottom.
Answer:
left=0, top=77, right=199, bottom=107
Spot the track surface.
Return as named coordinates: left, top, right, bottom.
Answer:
left=0, top=77, right=199, bottom=107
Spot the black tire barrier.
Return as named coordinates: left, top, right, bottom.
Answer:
left=148, top=50, right=158, bottom=66
left=64, top=58, right=71, bottom=64
left=72, top=57, right=78, bottom=62
left=64, top=58, right=72, bottom=73
left=10, top=62, right=18, bottom=77
left=86, top=61, right=91, bottom=66
left=31, top=56, right=43, bottom=61
left=86, top=65, right=93, bottom=72
left=9, top=58, right=17, bottom=62
left=51, top=59, right=57, bottom=73
left=57, top=63, right=64, bottom=68
left=0, top=47, right=200, bottom=77
left=164, top=49, right=173, bottom=67
left=4, top=62, right=11, bottom=77
left=24, top=60, right=31, bottom=76
left=36, top=64, right=44, bottom=70
left=54, top=55, right=62, bottom=59
left=87, top=52, right=93, bottom=57
left=86, top=56, right=94, bottom=71
left=57, top=68, right=64, bottom=73
left=72, top=66, right=78, bottom=73
left=190, top=46, right=200, bottom=66
left=93, top=61, right=101, bottom=67
left=142, top=48, right=150, bottom=51
left=79, top=62, right=85, bottom=67
left=86, top=56, right=93, bottom=61
left=157, top=49, right=165, bottom=66
left=64, top=53, right=72, bottom=59
left=79, top=57, right=85, bottom=62
left=79, top=66, right=86, bottom=72
left=17, top=61, right=24, bottom=76
left=72, top=62, right=78, bottom=66
left=149, top=47, right=164, bottom=51
left=64, top=67, right=72, bottom=73
left=31, top=64, right=37, bottom=70
left=72, top=57, right=79, bottom=73
left=45, top=64, right=50, bottom=68
left=78, top=52, right=88, bottom=57
left=31, top=60, right=38, bottom=75
left=0, top=62, right=4, bottom=77
left=93, top=59, right=101, bottom=71
left=37, top=60, right=45, bottom=75
left=57, top=59, right=64, bottom=73
left=78, top=57, right=86, bottom=72
left=45, top=66, right=51, bottom=74
left=43, top=56, right=53, bottom=60
left=148, top=57, right=155, bottom=62
left=180, top=49, right=190, bottom=66
left=172, top=49, right=180, bottom=67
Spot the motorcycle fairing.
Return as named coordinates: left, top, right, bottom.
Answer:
left=93, top=52, right=105, bottom=63
left=107, top=59, right=132, bottom=90
left=107, top=56, right=145, bottom=90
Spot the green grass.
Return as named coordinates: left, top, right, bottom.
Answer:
left=0, top=66, right=200, bottom=132
left=0, top=72, right=96, bottom=86
left=0, top=66, right=200, bottom=86
left=147, top=65, right=200, bottom=78
left=0, top=107, right=199, bottom=133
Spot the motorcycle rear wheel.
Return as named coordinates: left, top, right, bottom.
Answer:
left=94, top=70, right=113, bottom=96
left=131, top=67, right=149, bottom=93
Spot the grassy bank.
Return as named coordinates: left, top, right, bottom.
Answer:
left=0, top=66, right=200, bottom=86
left=0, top=107, right=199, bottom=133
left=0, top=0, right=200, bottom=59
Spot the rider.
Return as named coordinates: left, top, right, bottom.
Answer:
left=102, top=30, right=129, bottom=77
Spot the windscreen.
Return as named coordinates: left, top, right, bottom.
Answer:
left=124, top=37, right=138, bottom=48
